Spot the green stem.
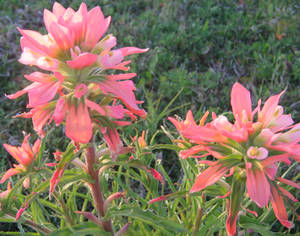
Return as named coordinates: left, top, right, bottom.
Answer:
left=85, top=142, right=114, bottom=234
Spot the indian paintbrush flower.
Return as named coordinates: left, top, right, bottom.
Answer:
left=169, top=82, right=300, bottom=235
left=8, top=2, right=148, bottom=150
left=1, top=134, right=41, bottom=184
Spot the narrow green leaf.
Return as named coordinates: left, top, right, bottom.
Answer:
left=48, top=222, right=111, bottom=236
left=241, top=223, right=273, bottom=236
left=36, top=134, right=47, bottom=167
left=240, top=215, right=272, bottom=236
left=148, top=144, right=181, bottom=152
left=158, top=164, right=176, bottom=193
left=39, top=199, right=63, bottom=215
left=105, top=206, right=187, bottom=233
left=31, top=200, right=47, bottom=224
left=0, top=232, right=39, bottom=236
left=202, top=19, right=209, bottom=32
left=0, top=218, right=16, bottom=223
left=159, top=87, right=184, bottom=119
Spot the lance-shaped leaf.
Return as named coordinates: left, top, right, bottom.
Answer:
left=105, top=206, right=187, bottom=233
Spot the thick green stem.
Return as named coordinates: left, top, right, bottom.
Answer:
left=85, top=143, right=114, bottom=234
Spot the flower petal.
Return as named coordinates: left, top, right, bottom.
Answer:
left=277, top=186, right=298, bottom=202
left=0, top=168, right=21, bottom=184
left=148, top=195, right=166, bottom=204
left=100, top=127, right=123, bottom=161
left=0, top=182, right=12, bottom=199
left=98, top=80, right=146, bottom=117
left=231, top=82, right=252, bottom=123
left=3, top=144, right=23, bottom=164
left=182, top=125, right=223, bottom=143
left=28, top=81, right=60, bottom=107
left=190, top=163, right=229, bottom=193
left=100, top=49, right=124, bottom=69
left=20, top=134, right=34, bottom=164
left=31, top=105, right=53, bottom=136
left=264, top=163, right=278, bottom=181
left=69, top=2, right=88, bottom=43
left=16, top=207, right=25, bottom=221
left=49, top=22, right=74, bottom=50
left=261, top=154, right=290, bottom=168
left=84, top=6, right=110, bottom=49
left=6, top=82, right=39, bottom=100
left=65, top=101, right=92, bottom=143
left=179, top=145, right=207, bottom=159
left=246, top=165, right=270, bottom=207
left=18, top=28, right=50, bottom=55
left=24, top=72, right=54, bottom=83
left=32, top=138, right=41, bottom=155
left=270, top=184, right=294, bottom=228
left=120, top=47, right=149, bottom=57
left=50, top=166, right=65, bottom=195
left=66, top=52, right=98, bottom=69
left=86, top=99, right=106, bottom=116
left=44, top=9, right=58, bottom=33
left=106, top=73, right=136, bottom=81
left=105, top=105, right=124, bottom=119
left=52, top=2, right=66, bottom=17
left=146, top=168, right=164, bottom=184
left=53, top=97, right=66, bottom=125
left=277, top=177, right=300, bottom=189
left=258, top=91, right=285, bottom=127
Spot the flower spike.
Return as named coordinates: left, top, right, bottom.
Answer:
left=170, top=82, right=300, bottom=234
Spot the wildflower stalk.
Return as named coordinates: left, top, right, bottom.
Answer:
left=85, top=141, right=114, bottom=234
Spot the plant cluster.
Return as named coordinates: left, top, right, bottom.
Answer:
left=0, top=2, right=299, bottom=236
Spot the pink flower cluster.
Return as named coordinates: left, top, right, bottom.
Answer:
left=8, top=2, right=148, bottom=148
left=1, top=135, right=40, bottom=186
left=170, top=82, right=300, bottom=235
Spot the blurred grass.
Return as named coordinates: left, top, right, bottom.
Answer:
left=0, top=0, right=299, bottom=232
